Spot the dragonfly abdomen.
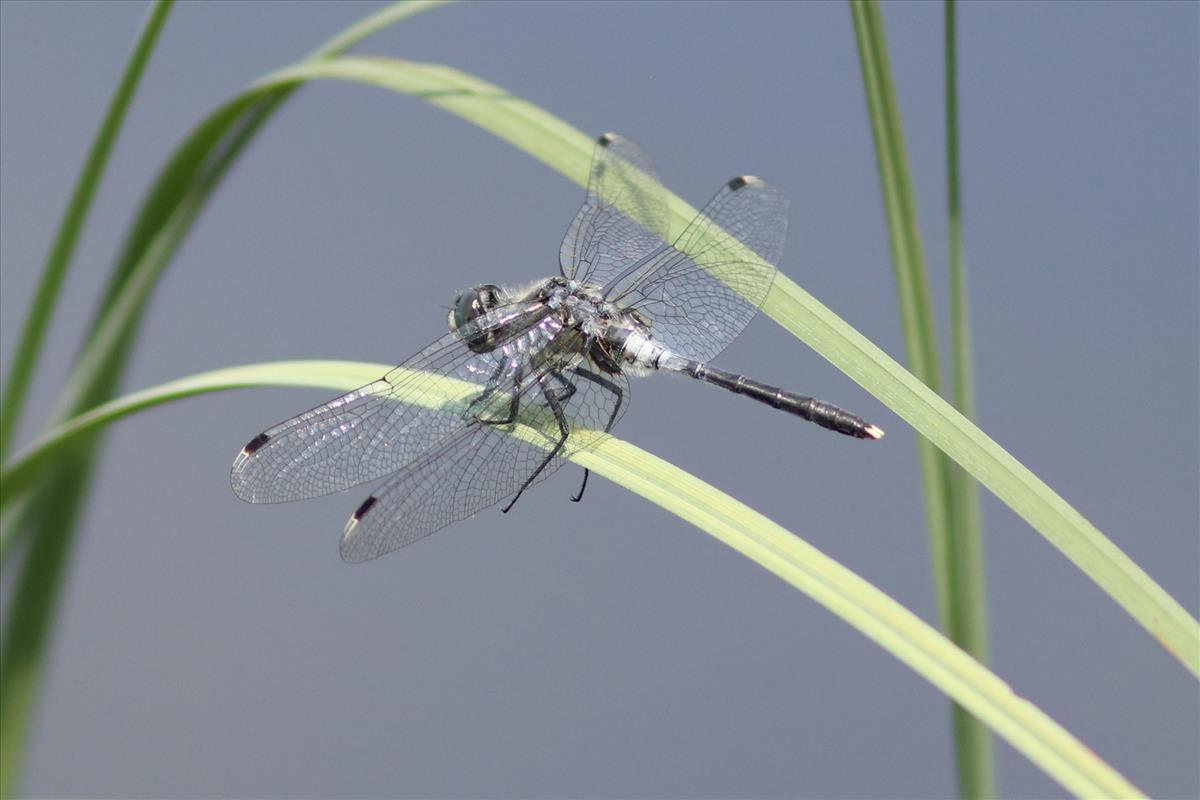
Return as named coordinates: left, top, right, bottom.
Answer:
left=686, top=362, right=883, bottom=440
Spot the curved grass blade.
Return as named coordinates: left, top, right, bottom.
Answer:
left=0, top=5, right=450, bottom=797
left=3, top=49, right=1196, bottom=686
left=0, top=5, right=176, bottom=794
left=129, top=54, right=1195, bottom=677
left=0, top=361, right=1145, bottom=798
left=0, top=0, right=173, bottom=460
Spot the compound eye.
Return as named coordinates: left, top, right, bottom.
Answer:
left=476, top=284, right=501, bottom=312
left=449, top=284, right=504, bottom=339
left=450, top=284, right=505, bottom=353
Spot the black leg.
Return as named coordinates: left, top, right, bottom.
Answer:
left=571, top=367, right=624, bottom=432
left=549, top=370, right=592, bottom=503
left=474, top=364, right=523, bottom=427
left=564, top=367, right=625, bottom=504
left=570, top=469, right=589, bottom=502
left=502, top=376, right=572, bottom=514
left=548, top=369, right=577, bottom=404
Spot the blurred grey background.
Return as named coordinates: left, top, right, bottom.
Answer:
left=1, top=1, right=1196, bottom=797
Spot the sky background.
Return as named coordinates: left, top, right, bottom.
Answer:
left=1, top=1, right=1197, bottom=798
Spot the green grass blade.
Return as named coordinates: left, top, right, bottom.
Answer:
left=848, top=0, right=959, bottom=645
left=943, top=3, right=974, bottom=424
left=943, top=0, right=986, bottom=660
left=0, top=0, right=173, bottom=461
left=0, top=453, right=93, bottom=800
left=943, top=1, right=993, bottom=794
left=0, top=361, right=1146, bottom=798
left=0, top=5, right=173, bottom=793
left=87, top=1, right=450, bottom=326
left=851, top=2, right=995, bottom=792
left=0, top=6, right=447, bottom=797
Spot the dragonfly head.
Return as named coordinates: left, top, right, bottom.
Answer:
left=449, top=284, right=504, bottom=352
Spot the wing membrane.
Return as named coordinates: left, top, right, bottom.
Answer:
left=235, top=132, right=788, bottom=560
left=605, top=175, right=788, bottom=363
left=560, top=132, right=671, bottom=287
left=339, top=364, right=628, bottom=562
left=231, top=302, right=550, bottom=504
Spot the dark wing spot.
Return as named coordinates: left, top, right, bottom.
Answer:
left=598, top=132, right=616, bottom=147
left=352, top=495, right=379, bottom=521
left=727, top=175, right=751, bottom=191
left=242, top=432, right=270, bottom=454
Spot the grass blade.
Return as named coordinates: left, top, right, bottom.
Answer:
left=0, top=361, right=1146, bottom=798
left=2, top=16, right=1193, bottom=794
left=851, top=1, right=997, bottom=795
left=0, top=0, right=173, bottom=461
left=943, top=1, right=993, bottom=794
left=851, top=2, right=994, bottom=792
left=0, top=5, right=448, bottom=797
left=4, top=51, right=1196, bottom=685
left=0, top=5, right=174, bottom=793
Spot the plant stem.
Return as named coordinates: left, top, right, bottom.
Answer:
left=850, top=1, right=994, bottom=795
left=944, top=1, right=993, bottom=796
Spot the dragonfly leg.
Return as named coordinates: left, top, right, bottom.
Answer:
left=572, top=367, right=624, bottom=432
left=465, top=359, right=507, bottom=416
left=566, top=367, right=625, bottom=503
left=502, top=375, right=571, bottom=514
left=547, top=370, right=577, bottom=404
left=474, top=363, right=523, bottom=426
left=570, top=469, right=589, bottom=503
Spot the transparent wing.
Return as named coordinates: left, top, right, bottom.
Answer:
left=230, top=301, right=552, bottom=504
left=339, top=364, right=629, bottom=562
left=604, top=175, right=788, bottom=364
left=559, top=132, right=671, bottom=287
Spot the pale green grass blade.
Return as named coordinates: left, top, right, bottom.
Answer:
left=5, top=51, right=1197, bottom=683
left=0, top=6, right=448, bottom=797
left=0, top=362, right=1145, bottom=799
left=764, top=275, right=1199, bottom=676
left=0, top=0, right=173, bottom=460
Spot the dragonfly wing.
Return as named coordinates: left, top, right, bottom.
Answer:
left=560, top=132, right=671, bottom=287
left=340, top=364, right=629, bottom=562
left=230, top=303, right=549, bottom=504
left=605, top=175, right=789, bottom=364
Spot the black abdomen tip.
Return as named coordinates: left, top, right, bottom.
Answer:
left=242, top=432, right=270, bottom=454
left=352, top=495, right=378, bottom=521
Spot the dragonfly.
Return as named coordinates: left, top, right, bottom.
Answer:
left=232, top=133, right=883, bottom=562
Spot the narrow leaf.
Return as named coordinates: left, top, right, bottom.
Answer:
left=0, top=5, right=447, bottom=797
left=0, top=362, right=1146, bottom=799
left=0, top=0, right=173, bottom=460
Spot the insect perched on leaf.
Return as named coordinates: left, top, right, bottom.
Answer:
left=232, top=133, right=883, bottom=562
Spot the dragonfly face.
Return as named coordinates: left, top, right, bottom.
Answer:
left=232, top=132, right=881, bottom=563
left=448, top=283, right=505, bottom=353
